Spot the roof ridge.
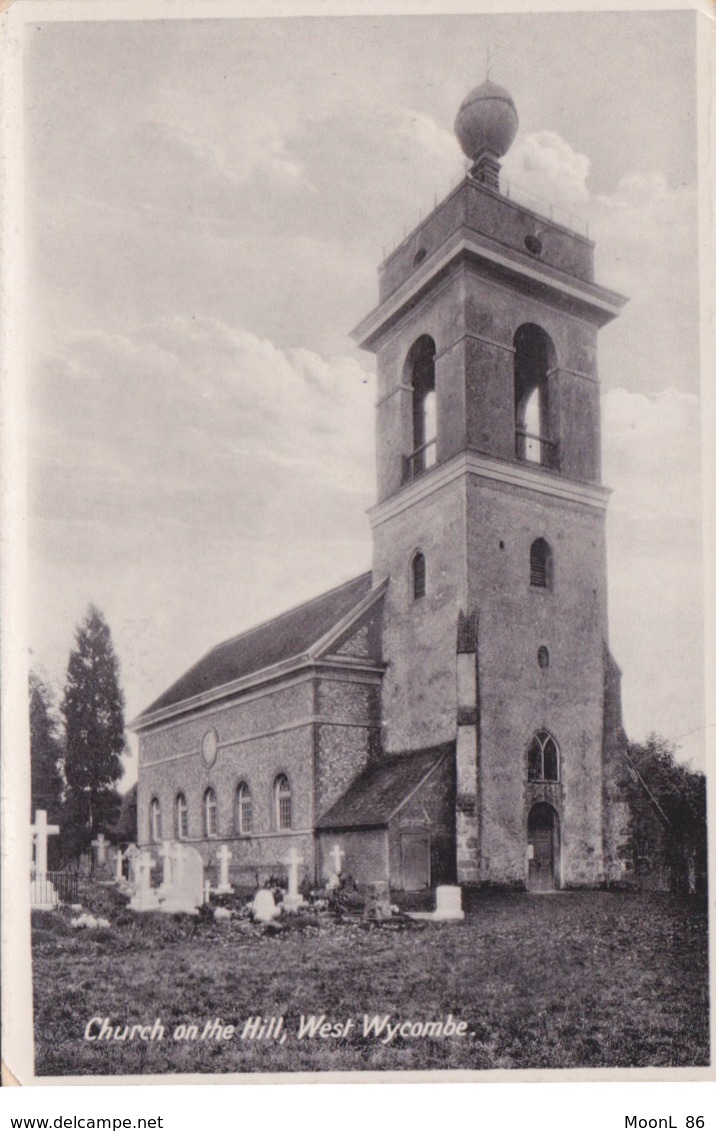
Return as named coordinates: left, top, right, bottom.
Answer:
left=209, top=571, right=373, bottom=655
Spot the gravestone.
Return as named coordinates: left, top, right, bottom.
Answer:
left=283, top=847, right=305, bottom=911
left=128, top=851, right=160, bottom=911
left=434, top=885, right=464, bottom=921
left=114, top=846, right=125, bottom=884
left=252, top=888, right=280, bottom=923
left=215, top=844, right=234, bottom=894
left=159, top=844, right=204, bottom=915
left=407, top=885, right=465, bottom=923
left=30, top=810, right=60, bottom=909
left=363, top=879, right=392, bottom=920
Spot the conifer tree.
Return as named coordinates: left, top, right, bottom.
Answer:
left=62, top=605, right=125, bottom=845
left=29, top=670, right=64, bottom=823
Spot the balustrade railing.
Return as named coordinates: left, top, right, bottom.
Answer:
left=404, top=439, right=437, bottom=482
left=515, top=429, right=559, bottom=470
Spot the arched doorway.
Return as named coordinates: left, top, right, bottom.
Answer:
left=527, top=802, right=559, bottom=891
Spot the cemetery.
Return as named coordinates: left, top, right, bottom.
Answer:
left=30, top=809, right=709, bottom=1077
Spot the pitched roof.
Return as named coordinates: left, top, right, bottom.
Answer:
left=316, top=744, right=453, bottom=830
left=135, top=572, right=375, bottom=722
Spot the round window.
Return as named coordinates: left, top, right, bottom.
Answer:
left=201, top=728, right=218, bottom=768
left=524, top=235, right=543, bottom=255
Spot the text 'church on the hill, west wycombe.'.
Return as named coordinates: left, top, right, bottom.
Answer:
left=130, top=79, right=653, bottom=895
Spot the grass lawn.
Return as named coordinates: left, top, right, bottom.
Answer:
left=32, top=887, right=709, bottom=1076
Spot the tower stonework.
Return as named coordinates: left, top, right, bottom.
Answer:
left=353, top=81, right=627, bottom=887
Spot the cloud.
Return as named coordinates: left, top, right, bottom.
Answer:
left=500, top=131, right=699, bottom=406
left=502, top=130, right=591, bottom=211
left=29, top=317, right=377, bottom=726
left=602, top=386, right=704, bottom=767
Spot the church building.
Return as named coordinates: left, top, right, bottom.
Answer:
left=130, top=80, right=637, bottom=893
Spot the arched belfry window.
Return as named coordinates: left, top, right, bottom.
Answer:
left=530, top=538, right=552, bottom=589
left=404, top=336, right=437, bottom=479
left=514, top=324, right=558, bottom=469
left=274, top=774, right=292, bottom=831
left=412, top=550, right=426, bottom=600
left=527, top=731, right=560, bottom=782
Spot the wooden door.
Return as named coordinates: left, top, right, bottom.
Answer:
left=529, top=826, right=554, bottom=891
left=528, top=802, right=557, bottom=892
left=401, top=831, right=430, bottom=890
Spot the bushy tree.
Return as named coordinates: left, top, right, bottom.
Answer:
left=627, top=734, right=706, bottom=838
left=627, top=733, right=707, bottom=888
left=62, top=605, right=125, bottom=849
left=29, top=670, right=64, bottom=823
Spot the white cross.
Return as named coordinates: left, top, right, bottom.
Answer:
left=217, top=844, right=232, bottom=887
left=159, top=841, right=174, bottom=885
left=31, top=810, right=60, bottom=876
left=138, top=851, right=156, bottom=891
left=329, top=843, right=345, bottom=875
left=285, top=847, right=302, bottom=897
left=91, top=833, right=108, bottom=863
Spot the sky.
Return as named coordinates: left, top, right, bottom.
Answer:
left=22, top=8, right=705, bottom=780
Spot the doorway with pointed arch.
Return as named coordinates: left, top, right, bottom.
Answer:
left=527, top=802, right=560, bottom=891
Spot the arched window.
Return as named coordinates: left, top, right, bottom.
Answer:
left=274, top=774, right=292, bottom=831
left=527, top=731, right=560, bottom=782
left=412, top=550, right=426, bottom=600
left=404, top=336, right=437, bottom=479
left=530, top=538, right=552, bottom=589
left=236, top=782, right=252, bottom=835
left=175, top=793, right=188, bottom=840
left=514, top=324, right=558, bottom=469
left=203, top=788, right=218, bottom=838
left=537, top=646, right=550, bottom=669
left=149, top=797, right=162, bottom=843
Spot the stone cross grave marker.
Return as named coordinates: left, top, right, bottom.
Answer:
left=31, top=810, right=60, bottom=876
left=215, top=844, right=234, bottom=894
left=158, top=841, right=175, bottom=892
left=30, top=810, right=60, bottom=909
left=326, top=842, right=345, bottom=889
left=91, top=833, right=109, bottom=866
left=125, top=844, right=141, bottom=886
left=128, top=851, right=160, bottom=911
left=283, top=846, right=305, bottom=911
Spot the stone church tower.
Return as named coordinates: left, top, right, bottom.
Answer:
left=133, top=79, right=635, bottom=894
left=352, top=80, right=627, bottom=888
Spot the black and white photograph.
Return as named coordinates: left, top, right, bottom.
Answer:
left=2, top=0, right=712, bottom=1086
